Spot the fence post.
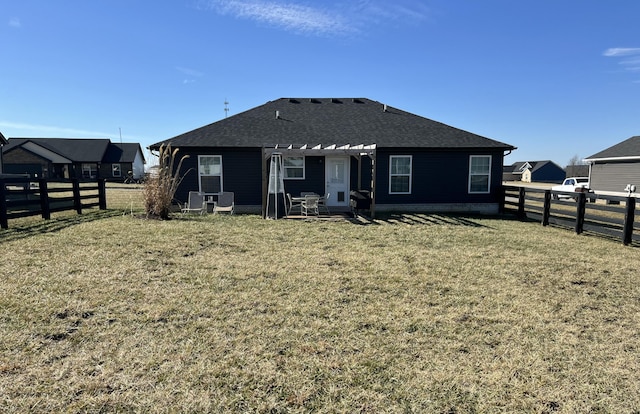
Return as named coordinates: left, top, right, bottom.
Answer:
left=517, top=187, right=526, bottom=220
left=623, top=197, right=636, bottom=246
left=575, top=192, right=586, bottom=234
left=542, top=190, right=551, bottom=226
left=499, top=186, right=506, bottom=214
left=0, top=179, right=8, bottom=229
left=39, top=178, right=51, bottom=220
left=72, top=179, right=82, bottom=214
left=98, top=179, right=107, bottom=210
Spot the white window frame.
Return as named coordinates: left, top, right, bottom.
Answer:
left=468, top=155, right=492, bottom=194
left=112, top=163, right=121, bottom=177
left=82, top=163, right=97, bottom=179
left=283, top=156, right=305, bottom=180
left=389, top=155, right=412, bottom=194
left=198, top=155, right=223, bottom=195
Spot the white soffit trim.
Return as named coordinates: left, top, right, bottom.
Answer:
left=22, top=142, right=72, bottom=163
left=584, top=155, right=640, bottom=162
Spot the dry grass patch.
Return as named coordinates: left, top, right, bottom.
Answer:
left=0, top=212, right=638, bottom=412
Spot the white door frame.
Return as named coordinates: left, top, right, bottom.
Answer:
left=325, top=156, right=350, bottom=208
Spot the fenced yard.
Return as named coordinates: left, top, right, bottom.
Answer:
left=0, top=178, right=108, bottom=229
left=503, top=185, right=640, bottom=246
left=0, top=187, right=639, bottom=412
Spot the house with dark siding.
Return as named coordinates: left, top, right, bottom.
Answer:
left=2, top=138, right=145, bottom=181
left=585, top=136, right=640, bottom=195
left=0, top=131, right=7, bottom=174
left=503, top=160, right=565, bottom=183
left=150, top=98, right=516, bottom=217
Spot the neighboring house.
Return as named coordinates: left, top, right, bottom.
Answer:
left=0, top=131, right=7, bottom=173
left=2, top=138, right=145, bottom=181
left=564, top=164, right=589, bottom=178
left=101, top=143, right=146, bottom=181
left=150, top=98, right=516, bottom=216
left=585, top=136, right=640, bottom=195
left=503, top=160, right=565, bottom=183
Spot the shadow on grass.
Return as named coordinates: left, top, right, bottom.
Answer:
left=350, top=212, right=503, bottom=228
left=0, top=209, right=123, bottom=243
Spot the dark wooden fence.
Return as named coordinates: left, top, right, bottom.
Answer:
left=0, top=177, right=106, bottom=229
left=502, top=185, right=639, bottom=246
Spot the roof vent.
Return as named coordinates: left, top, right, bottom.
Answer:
left=331, top=98, right=342, bottom=104
left=310, top=98, right=321, bottom=104
left=383, top=104, right=388, bottom=112
left=288, top=98, right=300, bottom=104
left=275, top=110, right=280, bottom=119
left=352, top=98, right=364, bottom=104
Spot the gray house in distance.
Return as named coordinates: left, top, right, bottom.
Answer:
left=150, top=98, right=516, bottom=216
left=585, top=136, right=640, bottom=195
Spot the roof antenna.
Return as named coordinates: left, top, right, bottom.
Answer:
left=224, top=99, right=229, bottom=118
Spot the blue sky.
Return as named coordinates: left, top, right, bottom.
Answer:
left=1, top=0, right=639, bottom=167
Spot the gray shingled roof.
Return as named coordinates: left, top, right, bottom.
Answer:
left=0, top=131, right=7, bottom=145
left=151, top=98, right=515, bottom=150
left=102, top=143, right=145, bottom=163
left=505, top=160, right=561, bottom=173
left=3, top=138, right=111, bottom=162
left=585, top=136, right=640, bottom=160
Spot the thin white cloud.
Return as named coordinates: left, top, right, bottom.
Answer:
left=202, top=0, right=352, bottom=36
left=620, top=57, right=640, bottom=71
left=0, top=121, right=114, bottom=139
left=604, top=47, right=640, bottom=74
left=198, top=0, right=431, bottom=37
left=176, top=66, right=204, bottom=77
left=176, top=67, right=203, bottom=84
left=351, top=1, right=429, bottom=24
left=603, top=48, right=640, bottom=57
left=9, top=17, right=21, bottom=28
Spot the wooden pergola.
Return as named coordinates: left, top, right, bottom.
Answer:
left=261, top=144, right=377, bottom=218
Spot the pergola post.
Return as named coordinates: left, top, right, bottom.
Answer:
left=370, top=153, right=376, bottom=219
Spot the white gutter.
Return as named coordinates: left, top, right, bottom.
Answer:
left=584, top=155, right=640, bottom=163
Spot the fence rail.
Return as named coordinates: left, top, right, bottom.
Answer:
left=0, top=178, right=106, bottom=229
left=502, top=185, right=639, bottom=246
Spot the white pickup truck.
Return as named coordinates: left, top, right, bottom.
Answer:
left=551, top=177, right=594, bottom=201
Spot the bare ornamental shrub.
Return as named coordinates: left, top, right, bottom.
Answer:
left=143, top=144, right=190, bottom=219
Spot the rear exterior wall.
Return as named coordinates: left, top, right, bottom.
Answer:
left=375, top=148, right=506, bottom=206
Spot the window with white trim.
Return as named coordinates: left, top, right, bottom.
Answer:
left=112, top=163, right=121, bottom=177
left=198, top=155, right=223, bottom=194
left=283, top=156, right=305, bottom=179
left=389, top=155, right=412, bottom=194
left=82, top=163, right=97, bottom=179
left=469, top=155, right=491, bottom=193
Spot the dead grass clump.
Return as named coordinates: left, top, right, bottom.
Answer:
left=142, top=144, right=189, bottom=219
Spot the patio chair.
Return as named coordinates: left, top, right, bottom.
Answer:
left=301, top=194, right=319, bottom=216
left=213, top=191, right=234, bottom=214
left=318, top=193, right=330, bottom=214
left=287, top=193, right=302, bottom=215
left=181, top=191, right=206, bottom=215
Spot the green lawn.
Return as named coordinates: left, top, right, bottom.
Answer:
left=0, top=191, right=638, bottom=412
